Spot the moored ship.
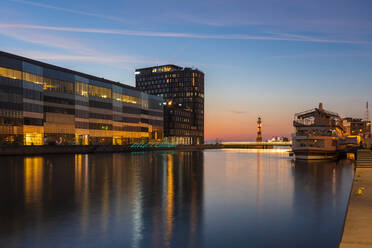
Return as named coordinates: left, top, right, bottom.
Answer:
left=292, top=103, right=345, bottom=160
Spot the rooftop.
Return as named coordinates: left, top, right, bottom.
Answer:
left=0, top=50, right=137, bottom=91
left=135, top=64, right=203, bottom=74
left=295, top=103, right=340, bottom=119
left=135, top=64, right=182, bottom=71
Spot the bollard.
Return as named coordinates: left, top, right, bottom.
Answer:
left=357, top=187, right=365, bottom=195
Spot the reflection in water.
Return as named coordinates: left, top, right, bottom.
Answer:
left=24, top=157, right=44, bottom=205
left=132, top=154, right=143, bottom=248
left=0, top=150, right=353, bottom=248
left=0, top=151, right=204, bottom=248
left=165, top=154, right=174, bottom=247
left=291, top=159, right=354, bottom=248
left=202, top=149, right=352, bottom=248
left=257, top=151, right=262, bottom=212
left=292, top=159, right=353, bottom=211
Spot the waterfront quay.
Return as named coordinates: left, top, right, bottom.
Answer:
left=0, top=142, right=292, bottom=156
left=340, top=150, right=372, bottom=248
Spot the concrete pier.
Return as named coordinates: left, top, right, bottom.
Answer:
left=339, top=150, right=372, bottom=248
left=0, top=142, right=292, bottom=156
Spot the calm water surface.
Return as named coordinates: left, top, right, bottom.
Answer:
left=0, top=149, right=354, bottom=248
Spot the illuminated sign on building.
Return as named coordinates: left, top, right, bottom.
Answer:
left=152, top=66, right=172, bottom=73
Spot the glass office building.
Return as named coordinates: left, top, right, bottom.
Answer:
left=0, top=51, right=163, bottom=146
left=135, top=65, right=204, bottom=144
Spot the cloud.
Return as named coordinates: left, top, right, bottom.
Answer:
left=10, top=0, right=130, bottom=24
left=272, top=51, right=372, bottom=59
left=172, top=10, right=268, bottom=28
left=173, top=13, right=262, bottom=27
left=11, top=0, right=372, bottom=43
left=0, top=23, right=371, bottom=45
left=0, top=26, right=93, bottom=54
left=8, top=50, right=148, bottom=64
left=0, top=26, right=163, bottom=68
left=230, top=110, right=248, bottom=114
left=5, top=50, right=163, bottom=73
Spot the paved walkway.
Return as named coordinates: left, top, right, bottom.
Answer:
left=339, top=167, right=372, bottom=248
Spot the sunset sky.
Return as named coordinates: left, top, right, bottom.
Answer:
left=1, top=0, right=372, bottom=141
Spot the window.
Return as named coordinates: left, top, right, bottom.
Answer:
left=43, top=78, right=74, bottom=94
left=0, top=66, right=22, bottom=80
left=76, top=81, right=89, bottom=97
left=89, top=84, right=111, bottom=99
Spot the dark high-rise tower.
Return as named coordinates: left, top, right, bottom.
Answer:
left=135, top=65, right=204, bottom=144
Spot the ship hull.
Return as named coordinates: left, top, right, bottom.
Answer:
left=293, top=150, right=339, bottom=160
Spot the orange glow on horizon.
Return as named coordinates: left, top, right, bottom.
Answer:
left=204, top=117, right=293, bottom=141
left=203, top=99, right=297, bottom=141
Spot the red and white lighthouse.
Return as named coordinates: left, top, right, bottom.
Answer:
left=256, top=117, right=262, bottom=142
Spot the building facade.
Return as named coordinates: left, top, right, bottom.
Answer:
left=0, top=51, right=163, bottom=146
left=343, top=117, right=371, bottom=145
left=135, top=65, right=204, bottom=144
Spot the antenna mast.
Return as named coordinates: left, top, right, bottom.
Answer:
left=365, top=101, right=369, bottom=121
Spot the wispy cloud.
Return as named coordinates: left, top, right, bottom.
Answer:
left=5, top=49, right=162, bottom=72
left=272, top=51, right=372, bottom=59
left=0, top=23, right=371, bottom=45
left=0, top=26, right=162, bottom=68
left=9, top=50, right=148, bottom=64
left=0, top=27, right=92, bottom=53
left=173, top=13, right=262, bottom=27
left=11, top=0, right=372, bottom=43
left=10, top=0, right=130, bottom=23
left=230, top=110, right=248, bottom=114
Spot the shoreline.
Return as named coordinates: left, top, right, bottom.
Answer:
left=0, top=143, right=291, bottom=156
left=0, top=145, right=200, bottom=156
left=339, top=166, right=372, bottom=247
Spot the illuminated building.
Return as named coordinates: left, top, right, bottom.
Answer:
left=0, top=51, right=163, bottom=145
left=342, top=103, right=371, bottom=146
left=343, top=117, right=371, bottom=145
left=135, top=65, right=204, bottom=145
left=267, top=136, right=289, bottom=142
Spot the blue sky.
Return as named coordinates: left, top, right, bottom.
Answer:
left=1, top=0, right=372, bottom=140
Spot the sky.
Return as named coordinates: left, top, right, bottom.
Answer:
left=1, top=0, right=372, bottom=141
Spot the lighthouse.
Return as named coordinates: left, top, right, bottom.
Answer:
left=256, top=117, right=262, bottom=142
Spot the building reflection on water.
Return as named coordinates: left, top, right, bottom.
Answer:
left=291, top=159, right=354, bottom=210
left=24, top=157, right=44, bottom=205
left=290, top=159, right=354, bottom=248
left=0, top=150, right=355, bottom=248
left=0, top=151, right=204, bottom=248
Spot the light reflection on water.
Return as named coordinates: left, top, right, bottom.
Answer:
left=0, top=150, right=353, bottom=248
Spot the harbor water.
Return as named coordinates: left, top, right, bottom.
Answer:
left=0, top=149, right=354, bottom=248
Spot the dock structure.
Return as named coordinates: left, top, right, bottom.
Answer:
left=339, top=149, right=372, bottom=248
left=0, top=142, right=292, bottom=156
left=218, top=141, right=291, bottom=149
left=356, top=149, right=372, bottom=168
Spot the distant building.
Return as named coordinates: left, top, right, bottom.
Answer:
left=343, top=117, right=371, bottom=145
left=343, top=118, right=371, bottom=136
left=0, top=51, right=163, bottom=145
left=267, top=136, right=289, bottom=142
left=135, top=65, right=204, bottom=144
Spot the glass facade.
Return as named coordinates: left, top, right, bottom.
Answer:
left=135, top=65, right=204, bottom=145
left=0, top=51, right=163, bottom=145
